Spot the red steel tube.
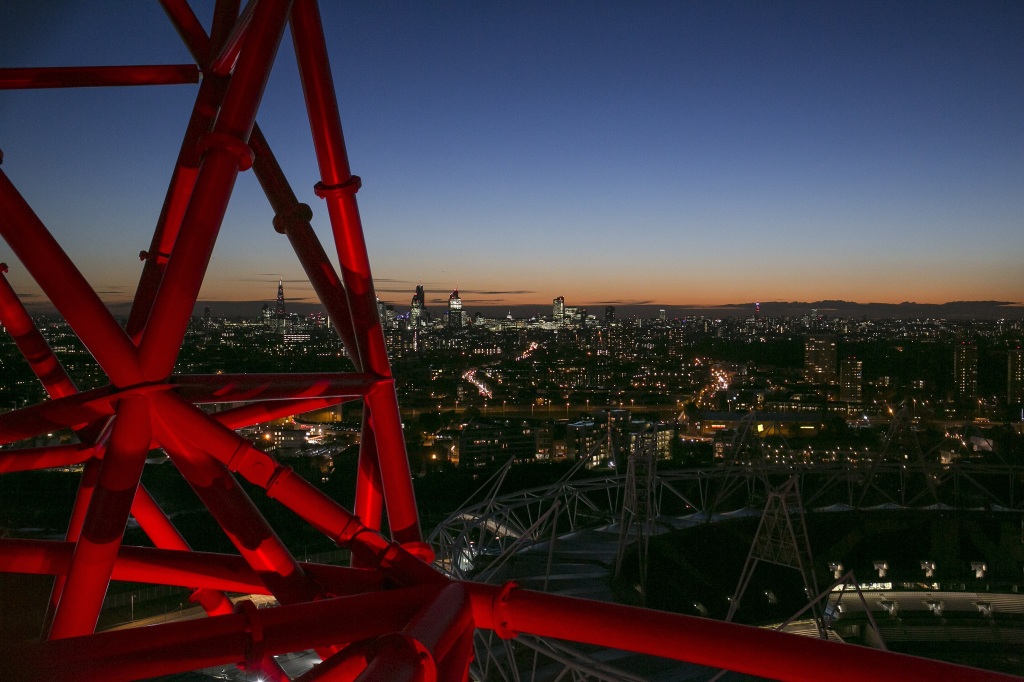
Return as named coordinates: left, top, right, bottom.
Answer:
left=296, top=642, right=372, bottom=681
left=159, top=449, right=321, bottom=604
left=0, top=443, right=94, bottom=473
left=170, top=371, right=378, bottom=402
left=0, top=264, right=77, bottom=398
left=435, top=620, right=476, bottom=682
left=353, top=406, right=384, bottom=534
left=41, top=456, right=104, bottom=637
left=0, top=170, right=143, bottom=387
left=152, top=395, right=322, bottom=605
left=131, top=485, right=235, bottom=614
left=291, top=0, right=421, bottom=545
left=0, top=64, right=200, bottom=90
left=49, top=397, right=152, bottom=639
left=160, top=0, right=213, bottom=66
left=126, top=74, right=227, bottom=339
left=139, top=0, right=292, bottom=382
left=0, top=385, right=116, bottom=446
left=209, top=0, right=257, bottom=75
left=128, top=0, right=240, bottom=340
left=466, top=583, right=1021, bottom=682
left=0, top=538, right=264, bottom=593
left=7, top=586, right=443, bottom=682
left=152, top=391, right=440, bottom=585
left=249, top=124, right=363, bottom=364
left=359, top=582, right=472, bottom=682
left=211, top=394, right=352, bottom=430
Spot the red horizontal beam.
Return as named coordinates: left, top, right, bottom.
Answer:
left=466, top=582, right=1021, bottom=682
left=0, top=538, right=382, bottom=596
left=0, top=65, right=200, bottom=90
left=212, top=395, right=353, bottom=430
left=6, top=586, right=443, bottom=681
left=171, top=372, right=379, bottom=402
left=0, top=443, right=94, bottom=473
left=0, top=385, right=116, bottom=446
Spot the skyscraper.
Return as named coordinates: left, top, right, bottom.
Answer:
left=553, top=296, right=565, bottom=322
left=804, top=335, right=837, bottom=384
left=448, top=288, right=463, bottom=328
left=954, top=342, right=978, bottom=399
left=1008, top=347, right=1024, bottom=405
left=604, top=306, right=615, bottom=323
left=275, top=278, right=287, bottom=331
left=407, top=284, right=423, bottom=329
left=839, top=356, right=862, bottom=403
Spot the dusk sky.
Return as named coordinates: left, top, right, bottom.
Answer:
left=1, top=2, right=1022, bottom=313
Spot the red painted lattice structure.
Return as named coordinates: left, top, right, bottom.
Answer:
left=0, top=2, right=1017, bottom=680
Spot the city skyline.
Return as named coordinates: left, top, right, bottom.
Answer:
left=1, top=2, right=1023, bottom=310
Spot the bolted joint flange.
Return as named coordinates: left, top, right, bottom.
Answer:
left=271, top=203, right=314, bottom=234
left=197, top=131, right=255, bottom=171
left=314, top=175, right=361, bottom=198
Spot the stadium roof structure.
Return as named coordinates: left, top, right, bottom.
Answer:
left=0, top=2, right=1020, bottom=681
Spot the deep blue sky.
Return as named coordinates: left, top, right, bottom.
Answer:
left=1, top=1, right=1022, bottom=312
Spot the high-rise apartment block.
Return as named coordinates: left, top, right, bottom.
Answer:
left=804, top=335, right=837, bottom=384
left=840, top=356, right=862, bottom=403
left=953, top=342, right=978, bottom=398
left=1009, top=347, right=1024, bottom=405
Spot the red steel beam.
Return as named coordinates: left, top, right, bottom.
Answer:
left=0, top=264, right=78, bottom=398
left=48, top=397, right=151, bottom=639
left=41, top=455, right=104, bottom=637
left=0, top=386, right=117, bottom=446
left=130, top=484, right=235, bottom=616
left=0, top=537, right=383, bottom=597
left=211, top=394, right=353, bottom=430
left=139, top=0, right=292, bottom=383
left=157, top=446, right=322, bottom=605
left=127, top=0, right=241, bottom=339
left=6, top=586, right=443, bottom=682
left=466, top=582, right=1021, bottom=682
left=170, top=371, right=378, bottom=402
left=209, top=0, right=257, bottom=75
left=291, top=0, right=421, bottom=545
left=0, top=443, right=94, bottom=473
left=126, top=74, right=227, bottom=339
left=354, top=406, right=385, bottom=535
left=358, top=582, right=472, bottom=682
left=150, top=391, right=441, bottom=586
left=0, top=64, right=200, bottom=90
left=250, top=125, right=363, bottom=364
left=160, top=0, right=213, bottom=66
left=0, top=170, right=143, bottom=387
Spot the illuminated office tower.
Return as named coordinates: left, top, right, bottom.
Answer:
left=839, top=356, right=862, bottom=403
left=1008, top=347, right=1024, bottom=405
left=553, top=296, right=565, bottom=322
left=605, top=306, right=615, bottom=323
left=804, top=335, right=837, bottom=384
left=954, top=342, right=978, bottom=398
left=448, top=288, right=463, bottom=328
left=409, top=291, right=423, bottom=329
